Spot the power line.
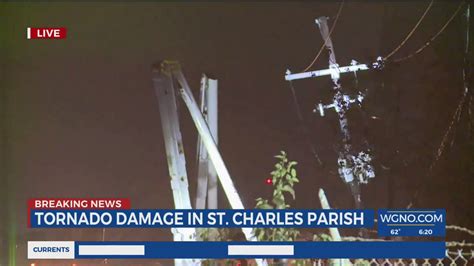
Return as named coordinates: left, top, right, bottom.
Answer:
left=288, top=80, right=323, bottom=166
left=302, top=1, right=344, bottom=72
left=394, top=1, right=466, bottom=63
left=384, top=0, right=434, bottom=61
left=463, top=4, right=471, bottom=137
left=407, top=87, right=468, bottom=209
left=407, top=3, right=471, bottom=209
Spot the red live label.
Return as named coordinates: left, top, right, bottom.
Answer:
left=27, top=27, right=67, bottom=39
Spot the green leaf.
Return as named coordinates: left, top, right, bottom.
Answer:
left=319, top=233, right=332, bottom=241
left=272, top=195, right=285, bottom=207
left=258, top=202, right=273, bottom=209
left=290, top=168, right=297, bottom=177
left=281, top=185, right=295, bottom=199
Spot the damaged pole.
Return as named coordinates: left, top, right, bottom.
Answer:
left=315, top=16, right=362, bottom=208
left=154, top=61, right=267, bottom=266
left=285, top=16, right=378, bottom=209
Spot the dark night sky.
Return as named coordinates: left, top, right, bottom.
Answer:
left=1, top=1, right=472, bottom=264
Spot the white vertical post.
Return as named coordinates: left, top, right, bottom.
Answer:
left=195, top=75, right=218, bottom=210
left=206, top=77, right=218, bottom=209
left=318, top=189, right=341, bottom=241
left=318, top=188, right=351, bottom=266
left=195, top=75, right=210, bottom=210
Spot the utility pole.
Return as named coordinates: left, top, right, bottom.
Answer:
left=285, top=17, right=379, bottom=209
left=195, top=75, right=218, bottom=210
left=316, top=16, right=363, bottom=209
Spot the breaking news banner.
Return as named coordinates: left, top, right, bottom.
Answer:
left=26, top=199, right=446, bottom=260
left=29, top=209, right=374, bottom=228
left=27, top=198, right=131, bottom=227
left=28, top=198, right=131, bottom=209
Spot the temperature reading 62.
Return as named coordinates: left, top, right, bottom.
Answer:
left=418, top=229, right=433, bottom=235
left=390, top=229, right=401, bottom=235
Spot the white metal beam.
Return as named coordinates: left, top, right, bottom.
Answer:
left=152, top=69, right=200, bottom=266
left=285, top=63, right=369, bottom=81
left=195, top=75, right=219, bottom=210
left=206, top=77, right=219, bottom=209
left=152, top=71, right=193, bottom=210
left=195, top=75, right=210, bottom=210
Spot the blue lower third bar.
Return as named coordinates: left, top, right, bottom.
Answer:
left=74, top=241, right=445, bottom=259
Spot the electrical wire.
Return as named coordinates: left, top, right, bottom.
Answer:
left=302, top=1, right=344, bottom=72
left=407, top=3, right=471, bottom=208
left=407, top=88, right=468, bottom=209
left=288, top=80, right=323, bottom=166
left=353, top=72, right=371, bottom=151
left=464, top=4, right=471, bottom=137
left=384, top=0, right=435, bottom=61
left=394, top=1, right=466, bottom=63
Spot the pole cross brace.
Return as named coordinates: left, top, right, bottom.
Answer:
left=285, top=57, right=384, bottom=82
left=315, top=91, right=365, bottom=117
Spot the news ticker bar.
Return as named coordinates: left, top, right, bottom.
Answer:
left=28, top=241, right=445, bottom=259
